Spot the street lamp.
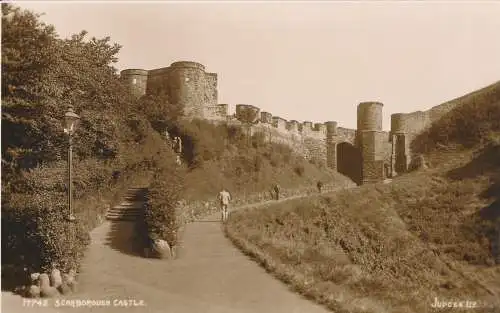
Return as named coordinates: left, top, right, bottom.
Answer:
left=64, top=105, right=80, bottom=222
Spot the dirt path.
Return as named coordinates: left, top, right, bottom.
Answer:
left=2, top=192, right=337, bottom=313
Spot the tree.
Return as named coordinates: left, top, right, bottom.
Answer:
left=1, top=3, right=133, bottom=181
left=135, top=91, right=184, bottom=135
left=237, top=107, right=260, bottom=147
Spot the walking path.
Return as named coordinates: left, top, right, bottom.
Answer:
left=2, top=190, right=340, bottom=313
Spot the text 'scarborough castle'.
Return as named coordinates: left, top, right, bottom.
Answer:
left=121, top=61, right=459, bottom=185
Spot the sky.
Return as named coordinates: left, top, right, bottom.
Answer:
left=16, top=0, right=500, bottom=130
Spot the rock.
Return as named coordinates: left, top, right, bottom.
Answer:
left=50, top=269, right=62, bottom=288
left=27, top=285, right=40, bottom=298
left=40, top=285, right=58, bottom=298
left=410, top=154, right=428, bottom=171
left=30, top=273, right=40, bottom=284
left=152, top=239, right=172, bottom=259
left=39, top=274, right=50, bottom=289
left=62, top=273, right=74, bottom=284
left=57, top=283, right=72, bottom=295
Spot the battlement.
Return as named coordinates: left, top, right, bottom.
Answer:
left=170, top=61, right=206, bottom=71
left=121, top=69, right=148, bottom=76
left=122, top=60, right=394, bottom=185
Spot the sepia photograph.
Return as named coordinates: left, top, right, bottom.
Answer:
left=1, top=0, right=500, bottom=312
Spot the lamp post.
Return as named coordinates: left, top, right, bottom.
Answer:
left=64, top=105, right=80, bottom=222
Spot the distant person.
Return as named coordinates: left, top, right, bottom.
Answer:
left=317, top=180, right=323, bottom=193
left=173, top=136, right=182, bottom=154
left=273, top=183, right=281, bottom=200
left=217, top=188, right=232, bottom=222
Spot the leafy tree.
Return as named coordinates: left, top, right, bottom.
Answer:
left=236, top=106, right=260, bottom=147
left=1, top=3, right=133, bottom=183
left=135, top=91, right=184, bottom=135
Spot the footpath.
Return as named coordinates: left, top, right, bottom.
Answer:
left=1, top=188, right=346, bottom=313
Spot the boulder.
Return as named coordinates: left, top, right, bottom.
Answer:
left=39, top=273, right=58, bottom=297
left=30, top=273, right=40, bottom=286
left=57, top=283, right=72, bottom=295
left=410, top=154, right=428, bottom=171
left=50, top=269, right=62, bottom=288
left=152, top=239, right=172, bottom=259
left=27, top=285, right=40, bottom=298
left=62, top=271, right=78, bottom=292
left=40, top=285, right=58, bottom=298
left=39, top=274, right=50, bottom=289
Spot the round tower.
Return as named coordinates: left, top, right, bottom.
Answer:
left=390, top=113, right=406, bottom=134
left=390, top=113, right=409, bottom=175
left=288, top=120, right=299, bottom=132
left=167, top=61, right=207, bottom=119
left=120, top=69, right=148, bottom=98
left=325, top=121, right=338, bottom=135
left=235, top=104, right=260, bottom=123
left=325, top=121, right=338, bottom=170
left=357, top=101, right=383, bottom=131
left=260, top=112, right=273, bottom=124
left=356, top=101, right=385, bottom=185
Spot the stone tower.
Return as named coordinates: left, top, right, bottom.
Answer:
left=390, top=113, right=409, bottom=176
left=165, top=61, right=210, bottom=119
left=357, top=102, right=386, bottom=184
left=120, top=69, right=148, bottom=98
left=120, top=61, right=220, bottom=120
left=325, top=121, right=338, bottom=169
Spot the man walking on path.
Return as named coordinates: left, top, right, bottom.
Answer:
left=218, top=188, right=232, bottom=222
left=273, top=183, right=281, bottom=200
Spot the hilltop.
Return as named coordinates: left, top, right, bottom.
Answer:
left=226, top=81, right=500, bottom=313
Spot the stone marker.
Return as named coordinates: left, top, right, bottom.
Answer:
left=50, top=269, right=62, bottom=288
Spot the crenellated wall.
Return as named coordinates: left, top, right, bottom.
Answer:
left=123, top=60, right=459, bottom=185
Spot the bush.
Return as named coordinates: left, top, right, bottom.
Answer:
left=293, top=164, right=305, bottom=176
left=143, top=155, right=185, bottom=248
left=1, top=191, right=90, bottom=289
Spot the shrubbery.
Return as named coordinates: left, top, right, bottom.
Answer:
left=143, top=159, right=185, bottom=248
left=1, top=190, right=90, bottom=289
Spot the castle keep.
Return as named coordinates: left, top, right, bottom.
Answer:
left=121, top=61, right=461, bottom=185
left=121, top=61, right=227, bottom=120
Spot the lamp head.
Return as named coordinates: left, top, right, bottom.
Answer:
left=64, top=106, right=80, bottom=134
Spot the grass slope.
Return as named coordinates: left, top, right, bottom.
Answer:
left=226, top=82, right=500, bottom=313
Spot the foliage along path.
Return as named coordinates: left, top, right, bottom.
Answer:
left=2, top=189, right=352, bottom=313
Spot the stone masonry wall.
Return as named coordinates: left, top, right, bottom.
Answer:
left=122, top=60, right=486, bottom=185
left=390, top=93, right=468, bottom=173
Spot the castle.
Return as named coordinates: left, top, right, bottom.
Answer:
left=121, top=61, right=462, bottom=185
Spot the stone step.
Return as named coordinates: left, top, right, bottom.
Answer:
left=106, top=215, right=139, bottom=222
left=106, top=211, right=142, bottom=217
left=124, top=195, right=147, bottom=201
left=106, top=214, right=141, bottom=219
left=106, top=208, right=143, bottom=215
left=116, top=200, right=145, bottom=206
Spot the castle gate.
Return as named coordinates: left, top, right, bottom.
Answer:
left=336, top=142, right=362, bottom=185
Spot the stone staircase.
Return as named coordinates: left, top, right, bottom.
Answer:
left=105, top=187, right=148, bottom=222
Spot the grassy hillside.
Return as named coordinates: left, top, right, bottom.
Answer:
left=226, top=82, right=500, bottom=313
left=140, top=92, right=355, bottom=203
